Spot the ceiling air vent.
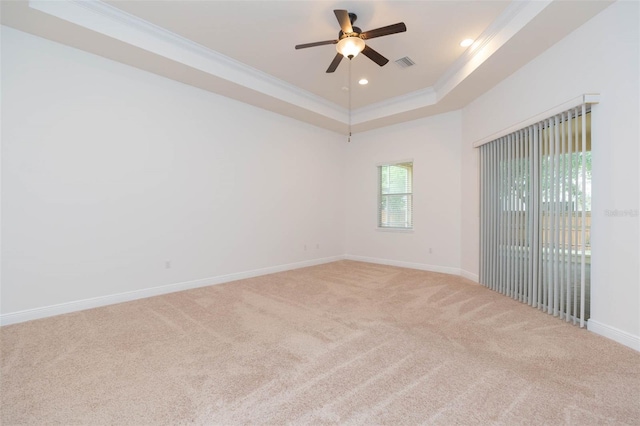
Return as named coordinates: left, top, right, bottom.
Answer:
left=394, top=56, right=415, bottom=69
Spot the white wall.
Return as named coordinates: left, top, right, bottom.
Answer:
left=461, top=0, right=640, bottom=347
left=1, top=27, right=345, bottom=318
left=344, top=111, right=462, bottom=274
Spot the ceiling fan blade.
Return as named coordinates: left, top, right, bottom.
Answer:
left=334, top=9, right=353, bottom=34
left=295, top=39, right=338, bottom=49
left=360, top=22, right=407, bottom=40
left=362, top=45, right=389, bottom=67
left=326, top=53, right=344, bottom=73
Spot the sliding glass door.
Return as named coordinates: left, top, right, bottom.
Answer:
left=479, top=107, right=591, bottom=326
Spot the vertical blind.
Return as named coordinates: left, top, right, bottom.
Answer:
left=478, top=102, right=592, bottom=327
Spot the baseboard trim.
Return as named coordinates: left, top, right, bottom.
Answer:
left=587, top=319, right=640, bottom=352
left=0, top=256, right=344, bottom=326
left=460, top=270, right=479, bottom=283
left=344, top=254, right=461, bottom=276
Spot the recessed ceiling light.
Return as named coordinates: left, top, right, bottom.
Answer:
left=358, top=78, right=369, bottom=85
left=460, top=38, right=474, bottom=47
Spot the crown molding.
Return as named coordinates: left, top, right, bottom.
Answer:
left=29, top=0, right=553, bottom=131
left=350, top=0, right=552, bottom=125
left=434, top=0, right=553, bottom=100
left=29, top=0, right=348, bottom=123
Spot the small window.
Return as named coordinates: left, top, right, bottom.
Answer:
left=378, top=162, right=413, bottom=229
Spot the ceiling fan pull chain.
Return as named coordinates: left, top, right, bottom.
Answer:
left=348, top=58, right=352, bottom=142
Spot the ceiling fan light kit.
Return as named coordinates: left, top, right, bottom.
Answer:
left=336, top=37, right=365, bottom=59
left=295, top=9, right=407, bottom=73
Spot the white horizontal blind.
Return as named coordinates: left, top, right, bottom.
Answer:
left=479, top=105, right=591, bottom=327
left=379, top=162, right=413, bottom=229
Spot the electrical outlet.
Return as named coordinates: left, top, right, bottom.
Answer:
left=165, top=260, right=171, bottom=269
left=304, top=244, right=307, bottom=251
left=429, top=248, right=433, bottom=254
left=316, top=243, right=320, bottom=249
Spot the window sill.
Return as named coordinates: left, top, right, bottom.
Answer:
left=376, top=227, right=414, bottom=233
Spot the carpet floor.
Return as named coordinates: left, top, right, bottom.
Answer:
left=1, top=260, right=639, bottom=425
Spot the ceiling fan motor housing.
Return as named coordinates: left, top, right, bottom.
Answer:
left=339, top=27, right=362, bottom=39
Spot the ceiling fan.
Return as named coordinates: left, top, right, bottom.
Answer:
left=295, top=10, right=407, bottom=73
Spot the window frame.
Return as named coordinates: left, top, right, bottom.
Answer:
left=377, top=160, right=414, bottom=231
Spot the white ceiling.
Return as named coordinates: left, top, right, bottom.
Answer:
left=103, top=0, right=510, bottom=109
left=1, top=0, right=614, bottom=134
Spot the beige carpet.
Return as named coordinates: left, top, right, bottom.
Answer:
left=1, top=260, right=639, bottom=425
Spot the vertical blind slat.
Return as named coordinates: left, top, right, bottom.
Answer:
left=530, top=124, right=541, bottom=308
left=508, top=134, right=513, bottom=298
left=550, top=116, right=560, bottom=316
left=573, top=107, right=579, bottom=324
left=560, top=112, right=566, bottom=321
left=566, top=109, right=573, bottom=323
left=499, top=138, right=504, bottom=294
left=543, top=119, right=550, bottom=313
left=516, top=130, right=522, bottom=302
left=580, top=104, right=587, bottom=328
